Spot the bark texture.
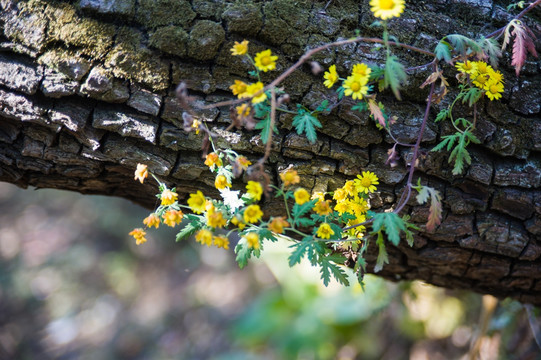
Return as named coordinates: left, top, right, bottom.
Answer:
left=1, top=0, right=541, bottom=304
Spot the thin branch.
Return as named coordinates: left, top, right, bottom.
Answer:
left=485, top=0, right=541, bottom=39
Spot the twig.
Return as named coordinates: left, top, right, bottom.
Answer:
left=485, top=0, right=541, bottom=39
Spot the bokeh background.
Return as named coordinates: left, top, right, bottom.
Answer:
left=0, top=182, right=539, bottom=360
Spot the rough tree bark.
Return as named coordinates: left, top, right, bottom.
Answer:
left=1, top=0, right=541, bottom=304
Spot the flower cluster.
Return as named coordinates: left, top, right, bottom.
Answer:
left=229, top=40, right=278, bottom=116
left=323, top=62, right=372, bottom=100
left=455, top=60, right=505, bottom=101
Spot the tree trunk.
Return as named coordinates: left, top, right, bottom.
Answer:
left=1, top=0, right=541, bottom=304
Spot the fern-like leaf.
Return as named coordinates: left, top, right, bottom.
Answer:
left=414, top=182, right=443, bottom=232
left=502, top=19, right=538, bottom=76
left=384, top=55, right=407, bottom=100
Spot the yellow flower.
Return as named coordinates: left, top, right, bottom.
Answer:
left=215, top=175, right=231, bottom=190
left=188, top=191, right=206, bottom=214
left=254, top=49, right=278, bottom=72
left=312, top=192, right=325, bottom=202
left=143, top=213, right=160, bottom=229
left=455, top=61, right=477, bottom=75
left=473, top=61, right=490, bottom=75
left=343, top=74, right=369, bottom=100
left=161, top=189, right=178, bottom=206
left=195, top=229, right=213, bottom=246
left=129, top=228, right=147, bottom=245
left=236, top=103, right=251, bottom=117
left=268, top=217, right=289, bottom=234
left=354, top=171, right=379, bottom=194
left=294, top=188, right=310, bottom=205
left=279, top=169, right=300, bottom=186
left=333, top=188, right=347, bottom=202
left=230, top=40, right=249, bottom=56
left=352, top=63, right=372, bottom=78
left=488, top=68, right=504, bottom=83
left=205, top=152, right=222, bottom=168
left=237, top=156, right=252, bottom=170
left=244, top=232, right=260, bottom=249
left=244, top=204, right=263, bottom=223
left=230, top=80, right=248, bottom=97
left=213, top=235, right=230, bottom=250
left=472, top=73, right=489, bottom=89
left=134, top=163, right=148, bottom=184
left=351, top=196, right=370, bottom=214
left=316, top=223, right=335, bottom=239
left=246, top=181, right=263, bottom=201
left=334, top=201, right=351, bottom=215
left=313, top=200, right=332, bottom=216
left=207, top=210, right=227, bottom=228
left=231, top=216, right=246, bottom=230
left=323, top=65, right=339, bottom=88
left=485, top=80, right=504, bottom=101
left=242, top=82, right=267, bottom=104
left=163, top=210, right=184, bottom=227
left=370, top=0, right=405, bottom=20
left=343, top=180, right=357, bottom=196
left=191, top=119, right=201, bottom=134
left=346, top=215, right=366, bottom=238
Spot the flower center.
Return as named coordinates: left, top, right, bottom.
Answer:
left=351, top=82, right=361, bottom=92
left=489, top=84, right=499, bottom=93
left=379, top=0, right=395, bottom=10
left=476, top=75, right=487, bottom=84
left=361, top=178, right=372, bottom=187
left=261, top=56, right=271, bottom=66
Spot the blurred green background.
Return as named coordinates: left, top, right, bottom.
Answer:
left=0, top=182, right=538, bottom=360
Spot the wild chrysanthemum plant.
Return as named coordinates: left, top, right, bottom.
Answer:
left=130, top=0, right=540, bottom=288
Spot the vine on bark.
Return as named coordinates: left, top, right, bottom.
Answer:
left=129, top=0, right=539, bottom=288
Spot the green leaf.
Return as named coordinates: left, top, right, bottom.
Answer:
left=384, top=55, right=407, bottom=100
left=374, top=231, right=389, bottom=273
left=288, top=236, right=322, bottom=266
left=235, top=239, right=252, bottom=269
left=462, top=87, right=483, bottom=106
left=258, top=228, right=278, bottom=242
left=292, top=199, right=318, bottom=221
left=435, top=40, right=452, bottom=63
left=296, top=217, right=316, bottom=227
left=319, top=257, right=350, bottom=286
left=292, top=109, right=322, bottom=144
left=254, top=114, right=278, bottom=144
left=329, top=222, right=343, bottom=240
left=175, top=221, right=201, bottom=242
left=336, top=86, right=345, bottom=100
left=315, top=99, right=330, bottom=112
left=254, top=102, right=270, bottom=118
left=435, top=108, right=450, bottom=122
left=478, top=36, right=502, bottom=67
left=413, top=184, right=443, bottom=232
left=352, top=102, right=368, bottom=113
left=371, top=212, right=406, bottom=246
left=447, top=34, right=482, bottom=57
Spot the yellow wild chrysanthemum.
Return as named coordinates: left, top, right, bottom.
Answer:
left=230, top=40, right=249, bottom=56
left=268, top=217, right=289, bottom=234
left=254, top=49, right=278, bottom=72
left=455, top=61, right=477, bottom=75
left=163, top=210, right=184, bottom=227
left=246, top=181, right=263, bottom=201
left=484, top=80, right=504, bottom=101
left=316, top=223, right=334, bottom=239
left=279, top=169, right=300, bottom=186
left=294, top=188, right=310, bottom=205
left=231, top=216, right=246, bottom=230
left=370, top=0, right=405, bottom=20
left=236, top=103, right=251, bottom=117
left=241, top=82, right=267, bottom=104
left=143, top=213, right=160, bottom=229
left=313, top=200, right=332, bottom=216
left=207, top=210, right=227, bottom=228
left=129, top=228, right=147, bottom=245
left=334, top=201, right=351, bottom=215
left=204, top=152, right=222, bottom=168
left=343, top=74, right=369, bottom=100
left=244, top=232, right=260, bottom=249
left=188, top=191, right=206, bottom=214
left=332, top=188, right=347, bottom=202
left=195, top=229, right=213, bottom=246
left=215, top=175, right=231, bottom=190
left=237, top=156, right=252, bottom=170
left=343, top=180, right=357, bottom=197
left=352, top=63, right=372, bottom=78
left=230, top=80, right=248, bottom=97
left=213, top=235, right=230, bottom=250
left=161, top=189, right=178, bottom=206
left=134, top=163, right=148, bottom=184
left=323, top=65, right=339, bottom=88
left=243, top=204, right=263, bottom=223
left=354, top=171, right=379, bottom=194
